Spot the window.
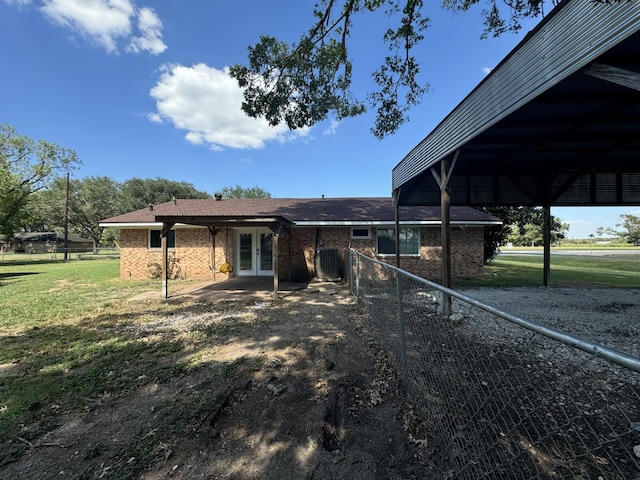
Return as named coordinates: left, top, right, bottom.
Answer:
left=149, top=229, right=175, bottom=249
left=351, top=227, right=371, bottom=240
left=376, top=228, right=420, bottom=256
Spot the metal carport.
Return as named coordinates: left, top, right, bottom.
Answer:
left=392, top=0, right=640, bottom=290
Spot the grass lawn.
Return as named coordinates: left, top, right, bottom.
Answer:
left=0, top=257, right=230, bottom=476
left=455, top=253, right=640, bottom=288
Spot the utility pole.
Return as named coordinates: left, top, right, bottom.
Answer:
left=64, top=172, right=69, bottom=260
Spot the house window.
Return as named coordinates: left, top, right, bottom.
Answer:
left=376, top=228, right=420, bottom=256
left=149, top=229, right=175, bottom=249
left=351, top=227, right=371, bottom=240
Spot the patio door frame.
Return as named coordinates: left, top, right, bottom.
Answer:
left=234, top=227, right=274, bottom=276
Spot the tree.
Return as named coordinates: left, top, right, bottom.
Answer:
left=481, top=206, right=569, bottom=259
left=119, top=177, right=211, bottom=212
left=27, top=176, right=122, bottom=252
left=230, top=0, right=580, bottom=139
left=217, top=184, right=272, bottom=198
left=611, top=214, right=640, bottom=245
left=0, top=124, right=80, bottom=239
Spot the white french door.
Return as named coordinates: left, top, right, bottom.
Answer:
left=235, top=228, right=274, bottom=276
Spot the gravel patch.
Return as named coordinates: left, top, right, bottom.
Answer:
left=457, top=287, right=640, bottom=358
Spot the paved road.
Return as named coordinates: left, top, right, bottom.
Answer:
left=499, top=249, right=640, bottom=257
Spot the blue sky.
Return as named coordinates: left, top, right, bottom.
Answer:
left=1, top=0, right=637, bottom=239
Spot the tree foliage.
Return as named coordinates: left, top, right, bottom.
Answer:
left=217, top=184, right=272, bottom=198
left=600, top=213, right=640, bottom=245
left=20, top=176, right=214, bottom=249
left=230, top=0, right=566, bottom=139
left=119, top=177, right=212, bottom=212
left=0, top=124, right=80, bottom=239
left=481, top=206, right=569, bottom=259
left=617, top=214, right=640, bottom=245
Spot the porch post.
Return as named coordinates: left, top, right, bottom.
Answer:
left=161, top=232, right=168, bottom=299
left=273, top=231, right=279, bottom=300
left=161, top=222, right=175, bottom=299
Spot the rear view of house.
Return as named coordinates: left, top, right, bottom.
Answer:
left=99, top=197, right=501, bottom=282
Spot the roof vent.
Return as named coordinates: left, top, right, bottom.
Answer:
left=172, top=196, right=177, bottom=205
left=214, top=193, right=222, bottom=201
left=149, top=204, right=154, bottom=211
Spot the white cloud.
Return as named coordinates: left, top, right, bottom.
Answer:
left=38, top=0, right=166, bottom=54
left=127, top=6, right=166, bottom=55
left=323, top=119, right=339, bottom=136
left=482, top=67, right=492, bottom=75
left=149, top=63, right=308, bottom=150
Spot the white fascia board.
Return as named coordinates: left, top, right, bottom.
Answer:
left=98, top=222, right=202, bottom=229
left=293, top=220, right=502, bottom=227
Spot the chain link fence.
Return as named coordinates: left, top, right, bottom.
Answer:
left=345, top=249, right=640, bottom=479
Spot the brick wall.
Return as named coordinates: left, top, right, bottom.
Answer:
left=119, top=225, right=485, bottom=281
left=119, top=227, right=231, bottom=280
left=282, top=225, right=485, bottom=281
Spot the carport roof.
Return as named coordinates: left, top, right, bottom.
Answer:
left=392, top=0, right=640, bottom=207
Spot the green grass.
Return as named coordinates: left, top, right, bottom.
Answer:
left=0, top=258, right=242, bottom=473
left=455, top=254, right=640, bottom=288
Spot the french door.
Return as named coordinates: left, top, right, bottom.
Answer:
left=235, top=228, right=274, bottom=276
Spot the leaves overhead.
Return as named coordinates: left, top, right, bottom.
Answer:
left=230, top=0, right=568, bottom=139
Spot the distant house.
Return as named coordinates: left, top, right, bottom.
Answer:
left=99, top=197, right=501, bottom=282
left=10, top=232, right=94, bottom=254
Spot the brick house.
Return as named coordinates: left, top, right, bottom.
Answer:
left=99, top=197, right=501, bottom=283
left=9, top=232, right=94, bottom=254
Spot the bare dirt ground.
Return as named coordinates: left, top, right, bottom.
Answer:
left=1, top=282, right=431, bottom=480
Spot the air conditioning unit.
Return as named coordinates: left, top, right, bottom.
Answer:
left=315, top=248, right=341, bottom=281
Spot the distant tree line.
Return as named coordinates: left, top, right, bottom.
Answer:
left=0, top=122, right=270, bottom=250
left=20, top=178, right=271, bottom=250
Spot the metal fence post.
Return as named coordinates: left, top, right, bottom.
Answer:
left=395, top=271, right=408, bottom=384
left=355, top=252, right=360, bottom=300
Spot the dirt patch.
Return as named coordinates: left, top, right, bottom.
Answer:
left=1, top=282, right=430, bottom=479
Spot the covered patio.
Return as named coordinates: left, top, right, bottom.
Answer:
left=154, top=214, right=294, bottom=300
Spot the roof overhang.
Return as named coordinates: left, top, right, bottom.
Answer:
left=153, top=215, right=294, bottom=230
left=392, top=0, right=640, bottom=207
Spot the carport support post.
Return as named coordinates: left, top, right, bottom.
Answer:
left=543, top=204, right=551, bottom=287
left=441, top=159, right=453, bottom=317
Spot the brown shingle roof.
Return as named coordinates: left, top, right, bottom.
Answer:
left=100, top=197, right=501, bottom=225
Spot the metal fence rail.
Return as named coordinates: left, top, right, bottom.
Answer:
left=345, top=249, right=640, bottom=479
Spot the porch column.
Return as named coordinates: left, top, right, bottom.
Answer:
left=273, top=232, right=279, bottom=300
left=161, top=222, right=175, bottom=299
